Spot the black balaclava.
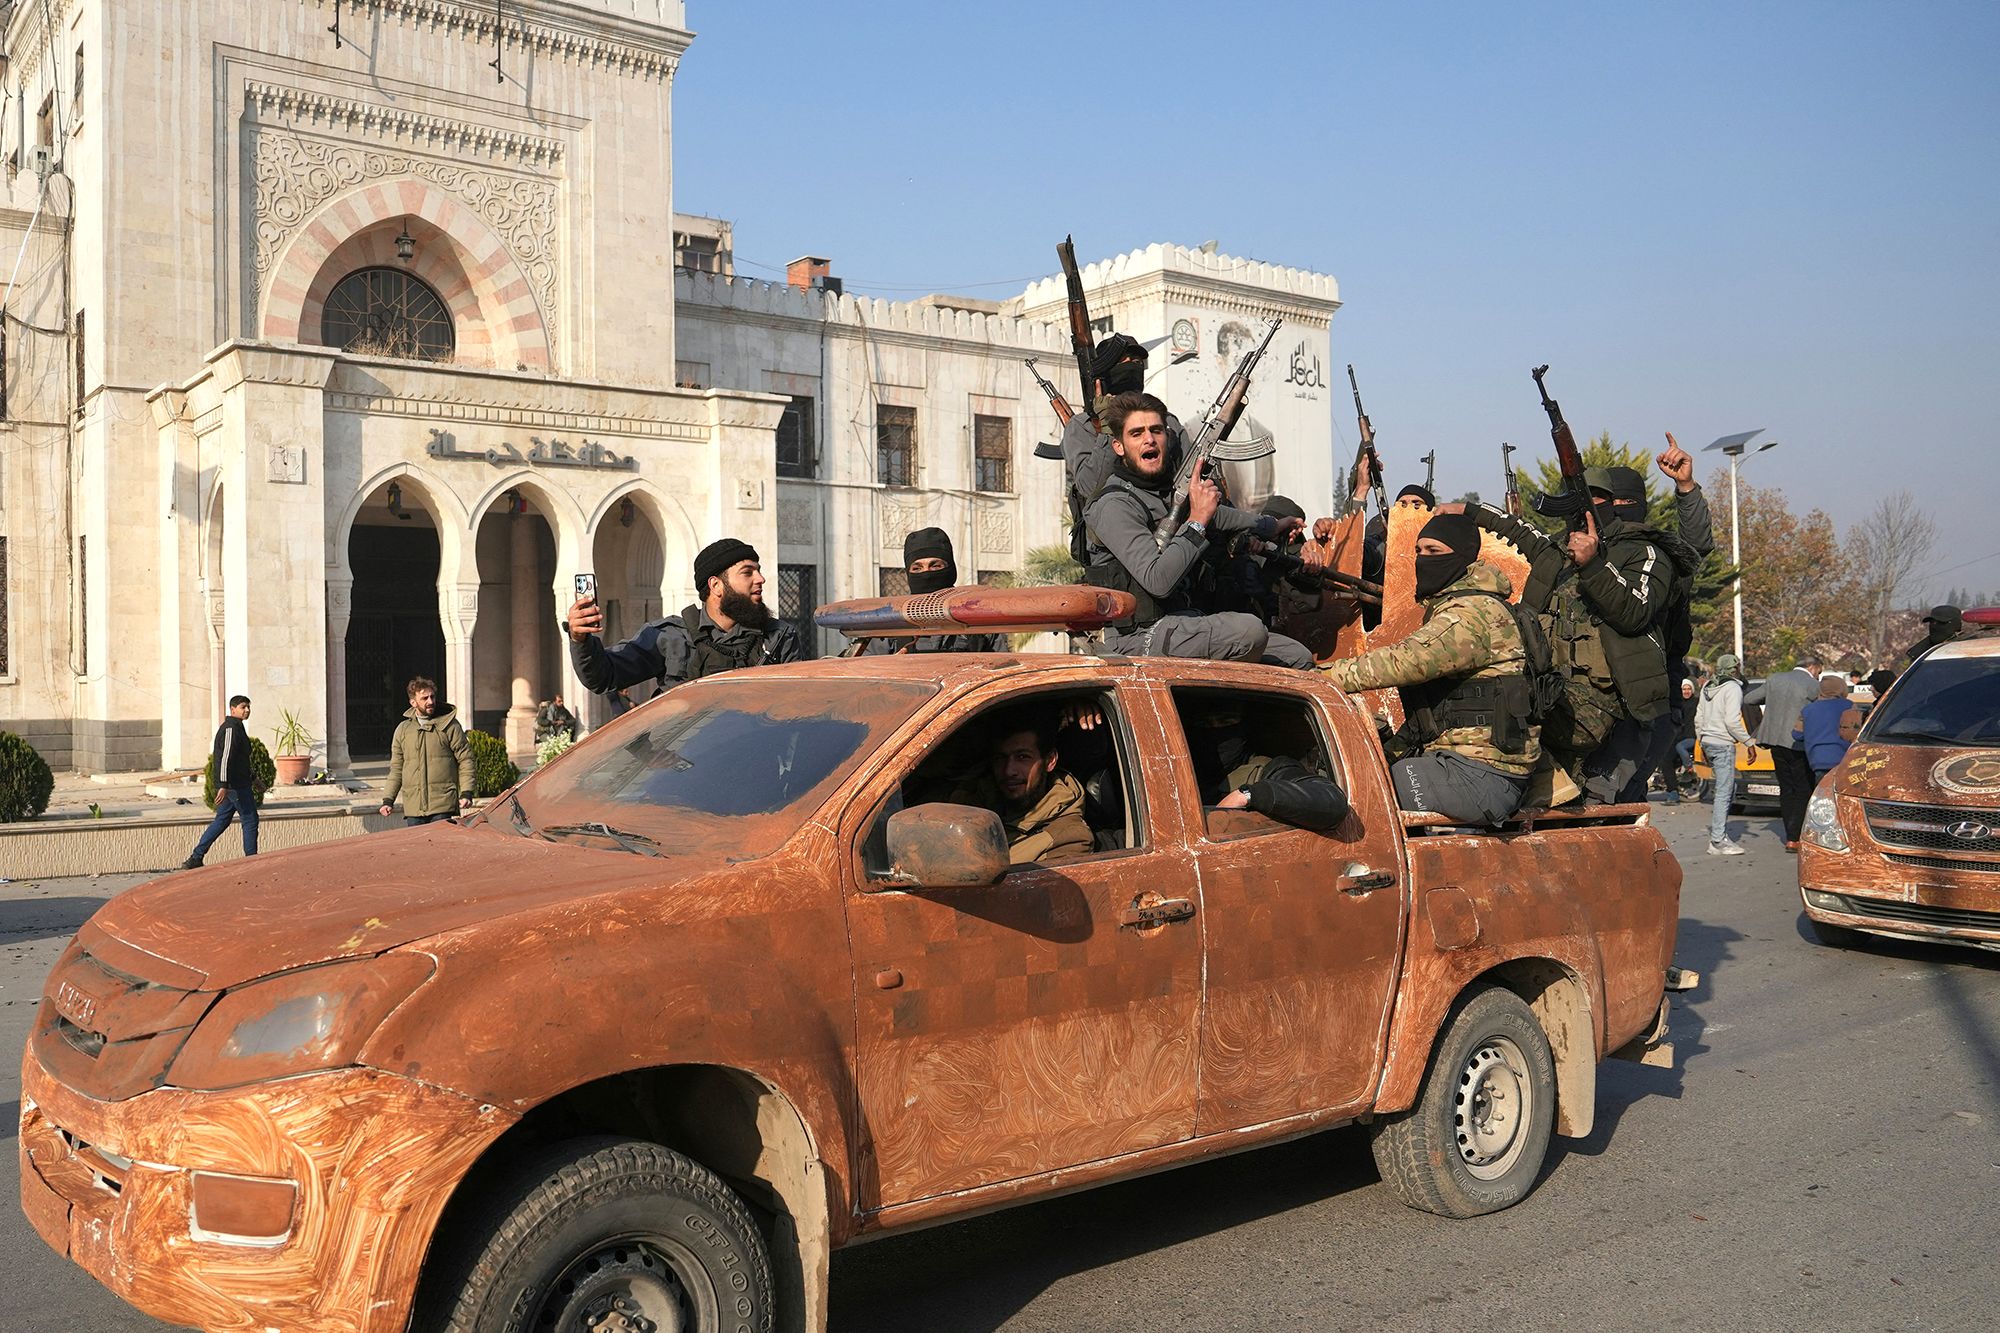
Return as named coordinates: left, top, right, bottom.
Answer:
left=1413, top=512, right=1481, bottom=600
left=1924, top=605, right=1963, bottom=644
left=904, top=526, right=956, bottom=595
left=1091, top=334, right=1149, bottom=398
left=1262, top=495, right=1308, bottom=548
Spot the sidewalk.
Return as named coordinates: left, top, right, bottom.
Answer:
left=1, top=761, right=494, bottom=881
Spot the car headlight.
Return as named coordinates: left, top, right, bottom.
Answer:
left=1802, top=789, right=1848, bottom=852
left=169, top=954, right=434, bottom=1091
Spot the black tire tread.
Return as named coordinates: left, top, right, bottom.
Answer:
left=437, top=1136, right=775, bottom=1333
left=1369, top=985, right=1557, bottom=1219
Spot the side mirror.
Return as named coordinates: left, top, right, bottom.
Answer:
left=868, top=803, right=1010, bottom=891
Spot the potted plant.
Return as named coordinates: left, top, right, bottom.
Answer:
left=270, top=708, right=317, bottom=786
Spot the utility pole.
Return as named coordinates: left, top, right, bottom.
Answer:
left=1705, top=430, right=1779, bottom=663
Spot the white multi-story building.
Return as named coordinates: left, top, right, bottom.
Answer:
left=0, top=0, right=1339, bottom=775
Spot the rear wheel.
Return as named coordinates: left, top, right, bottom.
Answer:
left=1370, top=986, right=1558, bottom=1217
left=433, top=1136, right=775, bottom=1333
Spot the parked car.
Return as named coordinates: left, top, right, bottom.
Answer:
left=1800, top=636, right=2000, bottom=952
left=22, top=649, right=1683, bottom=1333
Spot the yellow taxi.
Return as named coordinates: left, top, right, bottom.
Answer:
left=1692, top=677, right=1780, bottom=812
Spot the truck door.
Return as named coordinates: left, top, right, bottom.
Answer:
left=1170, top=684, right=1407, bottom=1131
left=843, top=678, right=1203, bottom=1210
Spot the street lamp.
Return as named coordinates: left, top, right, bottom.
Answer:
left=1703, top=429, right=1779, bottom=663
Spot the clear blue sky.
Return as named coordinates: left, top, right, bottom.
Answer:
left=673, top=1, right=2000, bottom=604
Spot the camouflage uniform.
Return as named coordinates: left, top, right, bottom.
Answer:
left=1324, top=562, right=1540, bottom=778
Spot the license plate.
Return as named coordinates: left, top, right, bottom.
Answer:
left=1746, top=783, right=1779, bottom=796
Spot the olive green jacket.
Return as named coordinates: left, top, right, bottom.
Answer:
left=384, top=705, right=474, bottom=817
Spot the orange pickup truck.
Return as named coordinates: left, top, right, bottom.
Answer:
left=22, top=654, right=1681, bottom=1333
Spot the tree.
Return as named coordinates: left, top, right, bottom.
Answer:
left=1695, top=472, right=1866, bottom=671
left=1515, top=431, right=1677, bottom=537
left=1844, top=491, right=1937, bottom=666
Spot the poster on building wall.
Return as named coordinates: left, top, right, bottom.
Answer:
left=1155, top=306, right=1335, bottom=515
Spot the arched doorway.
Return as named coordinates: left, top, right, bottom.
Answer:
left=585, top=494, right=668, bottom=727
left=473, top=490, right=561, bottom=757
left=345, top=478, right=447, bottom=757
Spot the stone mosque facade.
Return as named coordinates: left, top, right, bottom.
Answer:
left=0, top=0, right=1339, bottom=776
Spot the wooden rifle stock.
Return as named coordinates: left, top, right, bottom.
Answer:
left=1024, top=357, right=1075, bottom=426
left=1057, top=236, right=1098, bottom=428
left=1345, top=364, right=1388, bottom=519
left=1153, top=318, right=1283, bottom=548
left=1532, top=364, right=1592, bottom=532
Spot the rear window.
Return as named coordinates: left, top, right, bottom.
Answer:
left=1862, top=658, right=2000, bottom=746
left=520, top=678, right=935, bottom=849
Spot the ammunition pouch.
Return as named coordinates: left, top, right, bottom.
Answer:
left=1404, top=673, right=1534, bottom=755
left=680, top=603, right=770, bottom=681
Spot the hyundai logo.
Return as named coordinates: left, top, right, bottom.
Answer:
left=54, top=980, right=97, bottom=1028
left=1945, top=819, right=1993, bottom=842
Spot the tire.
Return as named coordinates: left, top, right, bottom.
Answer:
left=1806, top=915, right=1863, bottom=950
left=430, top=1136, right=775, bottom=1333
left=1370, top=986, right=1558, bottom=1218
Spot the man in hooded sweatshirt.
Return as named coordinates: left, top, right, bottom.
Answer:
left=864, top=527, right=1002, bottom=654
left=379, top=676, right=474, bottom=825
left=1323, top=512, right=1539, bottom=824
left=1694, top=653, right=1757, bottom=855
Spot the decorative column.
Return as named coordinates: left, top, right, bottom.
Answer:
left=505, top=514, right=540, bottom=756
left=325, top=577, right=353, bottom=775
left=206, top=584, right=227, bottom=738
left=442, top=581, right=480, bottom=742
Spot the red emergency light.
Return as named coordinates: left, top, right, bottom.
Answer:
left=1965, top=607, right=2000, bottom=626
left=815, top=585, right=1136, bottom=638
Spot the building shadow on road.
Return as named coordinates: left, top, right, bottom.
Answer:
left=0, top=1100, right=17, bottom=1143
left=1547, top=912, right=1740, bottom=1169
left=828, top=1125, right=1379, bottom=1333
left=1, top=897, right=110, bottom=945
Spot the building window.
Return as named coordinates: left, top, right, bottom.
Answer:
left=778, top=564, right=818, bottom=659
left=0, top=535, right=9, bottom=675
left=674, top=360, right=709, bottom=389
left=776, top=395, right=816, bottom=479
left=878, top=567, right=909, bottom=598
left=72, top=308, right=84, bottom=406
left=320, top=267, right=455, bottom=360
left=73, top=46, right=84, bottom=127
left=876, top=404, right=916, bottom=486
left=76, top=534, right=85, bottom=675
left=37, top=94, right=54, bottom=148
left=973, top=414, right=1013, bottom=493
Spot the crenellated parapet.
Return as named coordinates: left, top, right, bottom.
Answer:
left=1015, top=241, right=1341, bottom=325
left=301, top=0, right=692, bottom=81
left=676, top=271, right=1068, bottom=353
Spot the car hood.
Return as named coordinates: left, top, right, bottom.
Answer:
left=89, top=823, right=724, bottom=990
left=1835, top=741, right=2000, bottom=807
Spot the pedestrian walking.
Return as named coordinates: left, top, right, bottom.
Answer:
left=1748, top=656, right=1822, bottom=852
left=1662, top=676, right=1700, bottom=802
left=182, top=695, right=259, bottom=868
left=1694, top=656, right=1756, bottom=855
left=379, top=677, right=474, bottom=825
left=1795, top=675, right=1855, bottom=785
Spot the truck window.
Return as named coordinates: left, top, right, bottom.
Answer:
left=1171, top=686, right=1346, bottom=839
left=863, top=685, right=1142, bottom=875
left=1862, top=658, right=2000, bottom=746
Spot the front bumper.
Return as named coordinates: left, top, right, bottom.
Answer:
left=1798, top=839, right=2000, bottom=952
left=20, top=1048, right=515, bottom=1332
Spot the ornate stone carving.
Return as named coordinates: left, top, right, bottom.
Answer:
left=246, top=82, right=564, bottom=166
left=979, top=511, right=1014, bottom=555
left=252, top=131, right=561, bottom=348
left=267, top=443, right=307, bottom=484
left=878, top=499, right=928, bottom=551
left=303, top=0, right=688, bottom=83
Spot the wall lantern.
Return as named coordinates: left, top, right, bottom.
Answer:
left=394, top=219, right=416, bottom=263
left=385, top=482, right=412, bottom=521
left=619, top=497, right=636, bottom=527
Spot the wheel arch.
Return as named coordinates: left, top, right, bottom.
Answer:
left=1480, top=957, right=1597, bottom=1139
left=417, top=1063, right=832, bottom=1333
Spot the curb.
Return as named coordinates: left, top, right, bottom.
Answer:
left=1, top=804, right=479, bottom=879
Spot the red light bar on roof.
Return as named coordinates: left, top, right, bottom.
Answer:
left=815, top=585, right=1137, bottom=637
left=1966, top=607, right=2000, bottom=626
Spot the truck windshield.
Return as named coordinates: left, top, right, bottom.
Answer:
left=517, top=677, right=935, bottom=852
left=1863, top=658, right=2000, bottom=746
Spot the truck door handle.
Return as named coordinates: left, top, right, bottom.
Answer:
left=1340, top=862, right=1396, bottom=895
left=1120, top=897, right=1196, bottom=928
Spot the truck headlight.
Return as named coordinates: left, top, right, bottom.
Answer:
left=168, top=954, right=433, bottom=1091
left=1802, top=790, right=1848, bottom=852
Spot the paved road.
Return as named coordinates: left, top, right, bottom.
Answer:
left=4, top=801, right=1995, bottom=1332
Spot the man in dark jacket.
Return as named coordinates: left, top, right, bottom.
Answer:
left=1748, top=656, right=1822, bottom=850
left=1906, top=605, right=1964, bottom=663
left=863, top=528, right=1002, bottom=654
left=565, top=537, right=801, bottom=697
left=182, top=695, right=258, bottom=868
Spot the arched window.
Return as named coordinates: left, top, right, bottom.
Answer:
left=319, top=267, right=456, bottom=360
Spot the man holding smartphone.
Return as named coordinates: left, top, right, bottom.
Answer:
left=564, top=537, right=801, bottom=698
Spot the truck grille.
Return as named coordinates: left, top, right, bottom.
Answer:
left=1820, top=891, right=2000, bottom=933
left=1862, top=800, right=2000, bottom=853
left=33, top=935, right=215, bottom=1101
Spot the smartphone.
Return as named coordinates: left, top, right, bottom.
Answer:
left=573, top=573, right=597, bottom=604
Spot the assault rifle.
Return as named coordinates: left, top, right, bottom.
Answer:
left=1024, top=357, right=1075, bottom=426
left=1153, top=318, right=1283, bottom=548
left=1501, top=442, right=1522, bottom=516
left=1531, top=365, right=1593, bottom=532
left=1056, top=236, right=1097, bottom=428
left=1421, top=450, right=1437, bottom=494
left=1343, top=364, right=1389, bottom=518
left=1247, top=538, right=1384, bottom=605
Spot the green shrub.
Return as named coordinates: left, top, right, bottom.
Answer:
left=465, top=730, right=519, bottom=797
left=535, top=732, right=574, bottom=768
left=202, top=737, right=275, bottom=810
left=0, top=731, right=55, bottom=822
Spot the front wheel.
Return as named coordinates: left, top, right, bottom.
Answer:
left=1370, top=986, right=1558, bottom=1217
left=434, top=1136, right=775, bottom=1333
left=1806, top=914, right=1864, bottom=950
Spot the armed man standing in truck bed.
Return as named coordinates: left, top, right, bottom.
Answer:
left=1323, top=511, right=1542, bottom=824
left=1082, top=391, right=1313, bottom=666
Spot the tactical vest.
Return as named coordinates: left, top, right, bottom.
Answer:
left=1082, top=476, right=1213, bottom=631
left=1400, top=589, right=1538, bottom=755
left=678, top=604, right=772, bottom=682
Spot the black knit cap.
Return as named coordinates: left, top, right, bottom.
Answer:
left=1395, top=484, right=1435, bottom=507
left=693, top=537, right=759, bottom=594
left=1419, top=512, right=1481, bottom=560
left=1090, top=333, right=1147, bottom=380
left=1261, top=495, right=1307, bottom=522
left=903, top=526, right=953, bottom=568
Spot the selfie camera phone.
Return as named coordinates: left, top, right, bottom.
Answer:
left=574, top=573, right=596, bottom=603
